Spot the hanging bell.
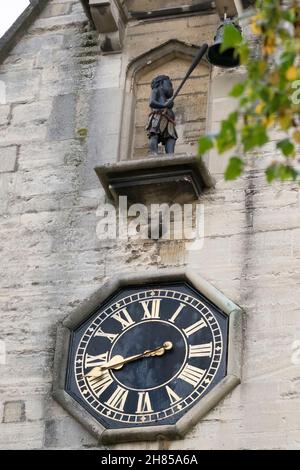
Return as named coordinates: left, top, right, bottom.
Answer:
left=207, top=18, right=241, bottom=68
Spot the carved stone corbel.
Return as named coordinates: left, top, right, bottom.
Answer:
left=89, top=0, right=128, bottom=52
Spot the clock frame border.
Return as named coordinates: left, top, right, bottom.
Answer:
left=52, top=268, right=243, bottom=445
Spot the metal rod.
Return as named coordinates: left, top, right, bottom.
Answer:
left=172, top=43, right=209, bottom=101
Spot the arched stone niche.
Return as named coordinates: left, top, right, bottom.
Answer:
left=119, top=39, right=211, bottom=161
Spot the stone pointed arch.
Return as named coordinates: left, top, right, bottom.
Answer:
left=119, top=39, right=211, bottom=161
left=126, top=39, right=210, bottom=93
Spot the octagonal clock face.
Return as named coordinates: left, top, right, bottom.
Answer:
left=66, top=283, right=228, bottom=429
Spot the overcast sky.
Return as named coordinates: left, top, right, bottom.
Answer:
left=0, top=1, right=30, bottom=38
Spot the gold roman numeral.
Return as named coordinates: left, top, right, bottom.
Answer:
left=85, top=352, right=109, bottom=369
left=105, top=386, right=129, bottom=411
left=169, top=303, right=185, bottom=323
left=166, top=385, right=181, bottom=405
left=94, top=328, right=117, bottom=343
left=87, top=370, right=113, bottom=397
left=189, top=342, right=213, bottom=358
left=140, top=299, right=161, bottom=319
left=136, top=392, right=153, bottom=413
left=112, top=308, right=135, bottom=330
left=178, top=364, right=206, bottom=387
left=183, top=318, right=207, bottom=337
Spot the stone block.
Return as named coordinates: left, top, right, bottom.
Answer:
left=188, top=14, right=219, bottom=28
left=94, top=55, right=122, bottom=89
left=1, top=56, right=35, bottom=73
left=0, top=146, right=18, bottom=173
left=31, top=13, right=87, bottom=33
left=3, top=401, right=25, bottom=423
left=210, top=72, right=247, bottom=100
left=18, top=140, right=81, bottom=171
left=0, top=122, right=47, bottom=145
left=13, top=166, right=79, bottom=198
left=24, top=398, right=45, bottom=422
left=126, top=20, right=217, bottom=59
left=183, top=120, right=206, bottom=140
left=175, top=94, right=208, bottom=122
left=0, top=70, right=40, bottom=104
left=208, top=147, right=234, bottom=176
left=12, top=34, right=65, bottom=55
left=0, top=173, right=14, bottom=213
left=211, top=97, right=238, bottom=122
left=139, top=58, right=208, bottom=84
left=0, top=105, right=10, bottom=126
left=44, top=416, right=99, bottom=448
left=41, top=3, right=72, bottom=18
left=12, top=100, right=52, bottom=126
left=85, top=87, right=123, bottom=189
left=0, top=422, right=44, bottom=449
left=128, top=16, right=188, bottom=36
left=47, top=94, right=76, bottom=141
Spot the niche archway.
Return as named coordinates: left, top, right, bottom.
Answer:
left=119, top=39, right=211, bottom=161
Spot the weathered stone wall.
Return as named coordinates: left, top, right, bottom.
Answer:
left=0, top=0, right=300, bottom=450
left=124, top=13, right=219, bottom=60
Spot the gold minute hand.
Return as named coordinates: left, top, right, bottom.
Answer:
left=105, top=341, right=173, bottom=370
left=86, top=341, right=173, bottom=378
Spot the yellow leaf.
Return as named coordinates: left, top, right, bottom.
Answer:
left=255, top=102, right=264, bottom=114
left=263, top=35, right=276, bottom=56
left=251, top=20, right=262, bottom=35
left=269, top=72, right=279, bottom=86
left=262, top=45, right=275, bottom=56
left=279, top=114, right=292, bottom=130
left=286, top=66, right=298, bottom=81
left=263, top=116, right=275, bottom=128
left=293, top=130, right=300, bottom=143
left=259, top=62, right=267, bottom=74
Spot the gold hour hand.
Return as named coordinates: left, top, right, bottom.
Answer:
left=85, top=341, right=173, bottom=378
left=86, top=355, right=125, bottom=378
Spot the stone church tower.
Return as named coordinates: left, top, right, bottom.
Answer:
left=0, top=0, right=299, bottom=449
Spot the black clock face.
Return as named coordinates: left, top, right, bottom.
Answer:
left=66, top=283, right=228, bottom=429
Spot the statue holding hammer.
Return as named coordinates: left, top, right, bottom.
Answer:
left=146, top=75, right=177, bottom=155
left=146, top=44, right=209, bottom=155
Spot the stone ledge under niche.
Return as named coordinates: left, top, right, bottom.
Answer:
left=95, top=154, right=215, bottom=205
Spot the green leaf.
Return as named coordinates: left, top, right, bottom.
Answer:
left=227, top=111, right=239, bottom=125
left=258, top=86, right=271, bottom=103
left=279, top=51, right=296, bottom=69
left=242, top=125, right=268, bottom=152
left=198, top=135, right=214, bottom=154
left=216, top=119, right=237, bottom=154
left=221, top=24, right=242, bottom=52
left=278, top=165, right=298, bottom=181
left=266, top=163, right=298, bottom=183
left=277, top=139, right=295, bottom=157
left=282, top=9, right=295, bottom=23
left=230, top=82, right=245, bottom=98
left=237, top=43, right=249, bottom=64
left=225, top=157, right=244, bottom=181
left=266, top=164, right=277, bottom=183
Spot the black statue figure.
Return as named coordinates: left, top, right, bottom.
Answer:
left=146, top=75, right=178, bottom=155
left=144, top=44, right=209, bottom=156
